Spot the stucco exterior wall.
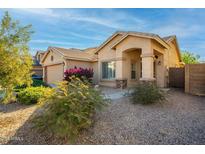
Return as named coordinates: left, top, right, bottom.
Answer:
left=151, top=40, right=167, bottom=87
left=115, top=36, right=153, bottom=84
left=97, top=34, right=123, bottom=87
left=167, top=41, right=181, bottom=67
left=92, top=62, right=98, bottom=84
left=155, top=54, right=165, bottom=87
left=115, top=36, right=152, bottom=54
left=43, top=50, right=64, bottom=66
left=65, top=59, right=92, bottom=69
left=97, top=35, right=157, bottom=87
left=65, top=59, right=98, bottom=84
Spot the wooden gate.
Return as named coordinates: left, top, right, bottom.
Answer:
left=169, top=67, right=185, bottom=88
left=185, top=64, right=205, bottom=96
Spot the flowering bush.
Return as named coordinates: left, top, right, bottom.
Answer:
left=64, top=66, right=94, bottom=82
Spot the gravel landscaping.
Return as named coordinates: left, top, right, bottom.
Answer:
left=0, top=89, right=205, bottom=144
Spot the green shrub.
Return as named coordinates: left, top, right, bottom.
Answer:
left=14, top=79, right=47, bottom=92
left=131, top=82, right=165, bottom=104
left=32, top=79, right=48, bottom=87
left=34, top=76, right=109, bottom=142
left=17, top=86, right=54, bottom=105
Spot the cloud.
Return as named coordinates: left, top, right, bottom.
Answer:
left=14, top=8, right=59, bottom=18
left=30, top=39, right=82, bottom=46
left=68, top=32, right=105, bottom=41
left=12, top=8, right=146, bottom=30
left=63, top=9, right=146, bottom=30
left=152, top=23, right=201, bottom=38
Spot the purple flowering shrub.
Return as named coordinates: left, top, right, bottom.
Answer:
left=64, top=66, right=94, bottom=82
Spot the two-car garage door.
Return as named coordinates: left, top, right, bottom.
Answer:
left=46, top=64, right=64, bottom=84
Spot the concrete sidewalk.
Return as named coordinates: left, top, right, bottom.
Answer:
left=99, top=87, right=133, bottom=100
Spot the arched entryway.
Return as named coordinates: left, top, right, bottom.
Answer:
left=121, top=48, right=142, bottom=87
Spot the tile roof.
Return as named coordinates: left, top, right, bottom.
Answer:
left=41, top=31, right=178, bottom=63
left=95, top=31, right=171, bottom=53
left=162, top=35, right=176, bottom=42
left=50, top=46, right=97, bottom=61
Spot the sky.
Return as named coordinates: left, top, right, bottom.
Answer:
left=0, top=8, right=205, bottom=60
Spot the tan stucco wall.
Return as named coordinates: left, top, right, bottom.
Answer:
left=92, top=62, right=98, bottom=84
left=115, top=36, right=152, bottom=55
left=167, top=41, right=181, bottom=67
left=43, top=50, right=64, bottom=66
left=97, top=35, right=158, bottom=87
left=96, top=35, right=181, bottom=88
left=66, top=59, right=92, bottom=69
left=97, top=34, right=123, bottom=87
left=154, top=54, right=165, bottom=87
left=151, top=40, right=167, bottom=87
left=65, top=59, right=98, bottom=84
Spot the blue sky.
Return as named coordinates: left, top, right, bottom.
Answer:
left=0, top=8, right=205, bottom=60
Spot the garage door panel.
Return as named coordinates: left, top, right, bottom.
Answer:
left=47, top=64, right=64, bottom=83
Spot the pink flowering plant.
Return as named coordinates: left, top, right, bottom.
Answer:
left=64, top=66, right=94, bottom=82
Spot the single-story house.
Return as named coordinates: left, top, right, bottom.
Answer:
left=40, top=31, right=183, bottom=88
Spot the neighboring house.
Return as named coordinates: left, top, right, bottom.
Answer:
left=40, top=31, right=183, bottom=88
left=35, top=50, right=46, bottom=62
left=32, top=50, right=45, bottom=78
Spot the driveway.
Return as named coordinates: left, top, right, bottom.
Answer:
left=1, top=89, right=205, bottom=144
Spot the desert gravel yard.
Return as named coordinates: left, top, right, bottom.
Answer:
left=0, top=89, right=205, bottom=144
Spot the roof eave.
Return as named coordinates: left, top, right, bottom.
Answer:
left=95, top=31, right=124, bottom=54
left=64, top=56, right=96, bottom=62
left=111, top=33, right=170, bottom=49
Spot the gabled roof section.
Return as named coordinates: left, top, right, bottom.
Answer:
left=35, top=50, right=45, bottom=57
left=163, top=35, right=176, bottom=42
left=95, top=31, right=125, bottom=53
left=163, top=35, right=182, bottom=61
left=111, top=31, right=170, bottom=49
left=84, top=47, right=97, bottom=54
left=41, top=46, right=97, bottom=63
left=32, top=57, right=41, bottom=66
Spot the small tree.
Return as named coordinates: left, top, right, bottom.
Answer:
left=181, top=51, right=200, bottom=64
left=0, top=11, right=34, bottom=103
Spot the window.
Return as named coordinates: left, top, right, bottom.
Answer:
left=51, top=55, right=54, bottom=61
left=102, top=61, right=116, bottom=79
left=131, top=62, right=136, bottom=79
